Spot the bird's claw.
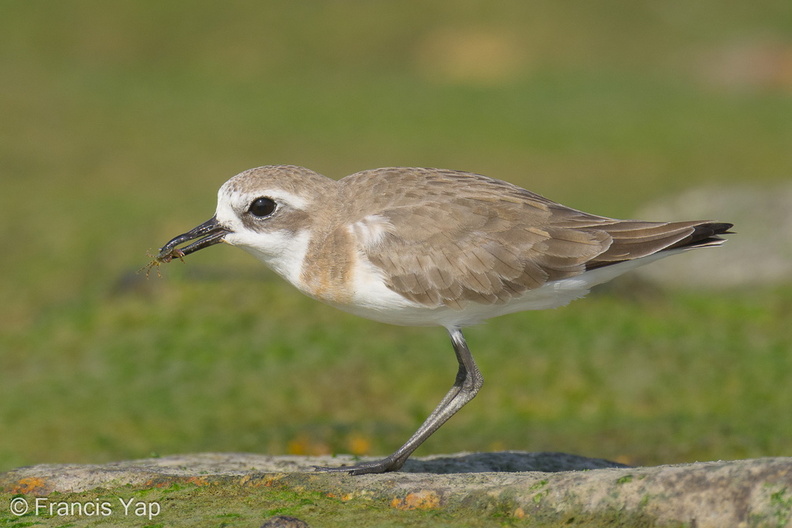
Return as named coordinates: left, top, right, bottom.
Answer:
left=313, top=456, right=404, bottom=475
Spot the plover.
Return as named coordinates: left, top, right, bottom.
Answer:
left=155, top=165, right=732, bottom=475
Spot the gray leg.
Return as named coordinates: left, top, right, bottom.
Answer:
left=316, top=327, right=484, bottom=475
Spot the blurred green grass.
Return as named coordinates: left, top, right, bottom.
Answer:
left=1, top=1, right=791, bottom=472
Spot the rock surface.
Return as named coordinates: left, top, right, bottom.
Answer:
left=2, top=452, right=792, bottom=527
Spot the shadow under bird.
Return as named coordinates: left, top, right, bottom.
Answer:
left=155, top=165, right=733, bottom=475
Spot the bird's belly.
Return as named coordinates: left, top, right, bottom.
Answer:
left=315, top=253, right=676, bottom=328
left=318, top=276, right=590, bottom=328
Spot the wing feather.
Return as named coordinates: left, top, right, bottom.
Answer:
left=344, top=168, right=730, bottom=308
left=362, top=204, right=610, bottom=307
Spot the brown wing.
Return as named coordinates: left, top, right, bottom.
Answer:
left=348, top=168, right=731, bottom=308
left=347, top=168, right=605, bottom=308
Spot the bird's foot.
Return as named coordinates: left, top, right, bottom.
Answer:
left=314, top=455, right=405, bottom=475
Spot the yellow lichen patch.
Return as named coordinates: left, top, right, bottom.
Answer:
left=183, top=476, right=212, bottom=487
left=325, top=491, right=355, bottom=502
left=10, top=476, right=50, bottom=495
left=390, top=489, right=442, bottom=510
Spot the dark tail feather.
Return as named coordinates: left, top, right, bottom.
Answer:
left=670, top=222, right=734, bottom=250
left=587, top=221, right=734, bottom=269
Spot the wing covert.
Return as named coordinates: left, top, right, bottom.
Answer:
left=362, top=197, right=611, bottom=308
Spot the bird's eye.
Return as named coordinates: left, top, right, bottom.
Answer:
left=249, top=197, right=276, bottom=218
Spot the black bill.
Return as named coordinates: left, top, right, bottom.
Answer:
left=157, top=216, right=230, bottom=262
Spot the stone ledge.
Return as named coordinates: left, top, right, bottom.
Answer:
left=2, top=452, right=791, bottom=527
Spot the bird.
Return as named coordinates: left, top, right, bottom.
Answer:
left=155, top=165, right=732, bottom=475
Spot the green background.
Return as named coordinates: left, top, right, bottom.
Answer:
left=1, top=1, right=791, bottom=473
